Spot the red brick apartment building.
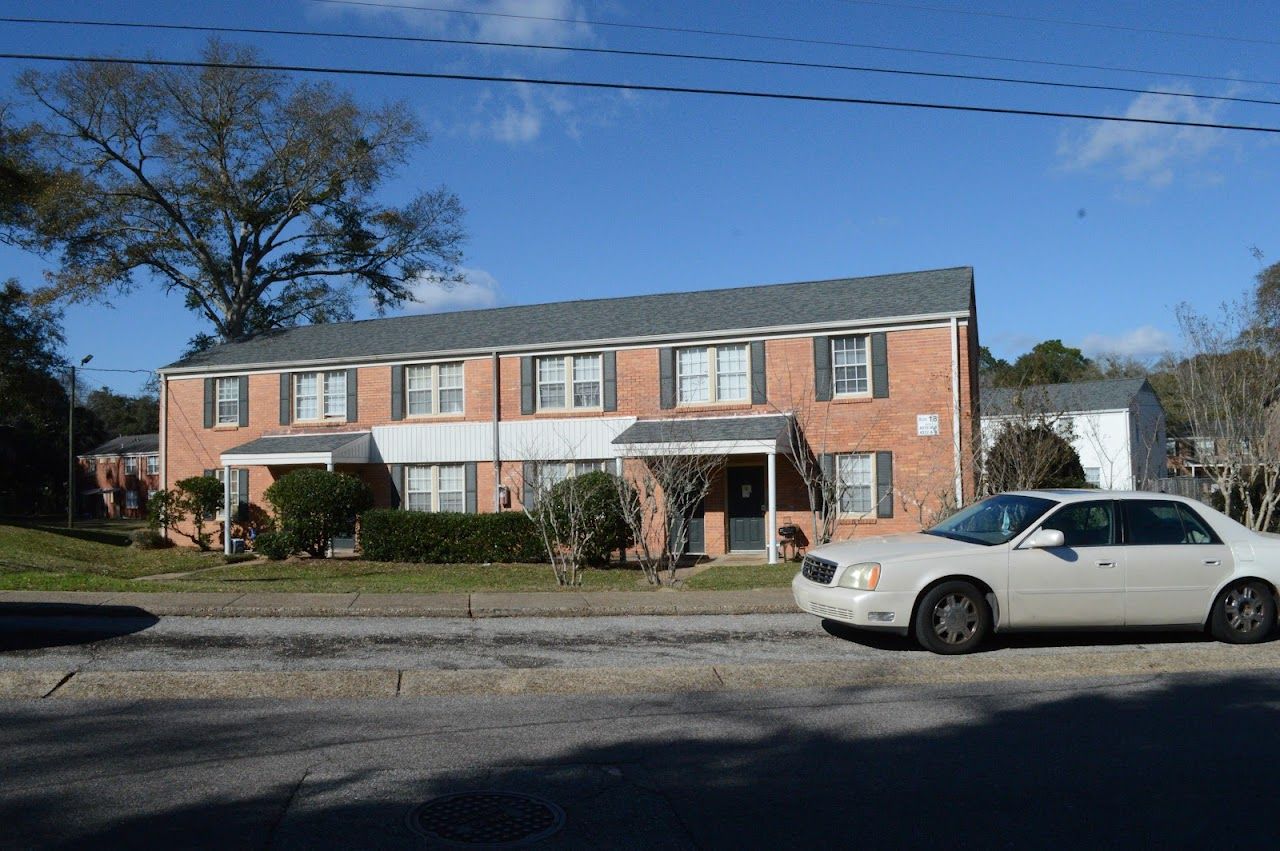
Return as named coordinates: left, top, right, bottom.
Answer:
left=77, top=433, right=160, bottom=519
left=157, top=267, right=980, bottom=561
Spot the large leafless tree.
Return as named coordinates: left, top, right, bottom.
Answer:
left=18, top=41, right=465, bottom=343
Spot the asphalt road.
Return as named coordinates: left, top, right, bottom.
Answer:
left=6, top=669, right=1280, bottom=849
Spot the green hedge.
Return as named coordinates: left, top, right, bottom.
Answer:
left=358, top=510, right=546, bottom=564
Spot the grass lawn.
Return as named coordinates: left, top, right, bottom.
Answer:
left=683, top=561, right=799, bottom=591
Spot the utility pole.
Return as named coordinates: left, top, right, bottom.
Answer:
left=67, top=354, right=92, bottom=528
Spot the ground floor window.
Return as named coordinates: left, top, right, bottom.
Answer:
left=836, top=453, right=874, bottom=515
left=406, top=464, right=466, bottom=512
left=125, top=490, right=139, bottom=510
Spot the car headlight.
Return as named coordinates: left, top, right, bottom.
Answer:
left=837, top=562, right=881, bottom=590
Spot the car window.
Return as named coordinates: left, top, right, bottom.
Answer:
left=1125, top=500, right=1217, bottom=545
left=1175, top=503, right=1220, bottom=544
left=1041, top=501, right=1115, bottom=547
left=926, top=494, right=1056, bottom=546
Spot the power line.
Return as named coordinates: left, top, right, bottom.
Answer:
left=305, top=0, right=1280, bottom=90
left=2, top=51, right=1277, bottom=134
left=5, top=15, right=1279, bottom=109
left=78, top=366, right=156, bottom=375
left=832, top=0, right=1280, bottom=49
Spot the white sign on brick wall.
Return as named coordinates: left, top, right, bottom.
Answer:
left=917, top=414, right=940, bottom=437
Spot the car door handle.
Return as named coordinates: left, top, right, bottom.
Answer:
left=1203, top=559, right=1221, bottom=566
left=1095, top=560, right=1116, bottom=568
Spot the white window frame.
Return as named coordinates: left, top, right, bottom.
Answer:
left=87, top=458, right=97, bottom=473
left=407, top=362, right=465, bottom=416
left=215, top=376, right=240, bottom=425
left=405, top=464, right=467, bottom=513
left=677, top=344, right=751, bottom=405
left=536, top=354, right=603, bottom=411
left=835, top=453, right=875, bottom=517
left=832, top=336, right=871, bottom=397
left=125, top=490, right=139, bottom=510
left=214, top=468, right=243, bottom=521
left=294, top=371, right=347, bottom=421
left=146, top=455, right=159, bottom=476
left=124, top=456, right=138, bottom=476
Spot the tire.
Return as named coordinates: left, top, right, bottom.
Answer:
left=1210, top=580, right=1276, bottom=644
left=913, top=581, right=991, bottom=655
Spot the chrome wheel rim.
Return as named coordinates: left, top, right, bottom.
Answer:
left=1225, top=585, right=1266, bottom=634
left=932, top=594, right=979, bottom=644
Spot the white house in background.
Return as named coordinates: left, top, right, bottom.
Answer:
left=981, top=378, right=1167, bottom=490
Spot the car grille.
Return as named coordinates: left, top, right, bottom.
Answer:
left=806, top=601, right=858, bottom=621
left=801, top=555, right=837, bottom=585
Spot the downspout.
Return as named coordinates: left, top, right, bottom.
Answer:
left=492, top=351, right=501, bottom=511
left=159, top=375, right=168, bottom=540
left=951, top=317, right=962, bottom=505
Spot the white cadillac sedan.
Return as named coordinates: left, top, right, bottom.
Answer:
left=792, top=490, right=1280, bottom=654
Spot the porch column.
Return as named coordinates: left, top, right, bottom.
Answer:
left=326, top=460, right=335, bottom=557
left=767, top=450, right=778, bottom=565
left=222, top=464, right=232, bottom=555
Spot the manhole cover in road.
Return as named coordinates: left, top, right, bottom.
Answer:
left=406, top=791, right=566, bottom=847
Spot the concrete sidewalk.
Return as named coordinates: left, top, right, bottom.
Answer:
left=0, top=588, right=798, bottom=618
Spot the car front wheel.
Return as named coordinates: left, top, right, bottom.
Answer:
left=1210, top=580, right=1276, bottom=644
left=914, top=581, right=990, bottom=655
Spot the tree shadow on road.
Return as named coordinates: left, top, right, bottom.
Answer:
left=0, top=603, right=158, bottom=651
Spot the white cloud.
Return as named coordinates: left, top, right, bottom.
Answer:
left=1057, top=88, right=1226, bottom=187
left=468, top=81, right=594, bottom=144
left=1079, top=325, right=1174, bottom=359
left=402, top=267, right=501, bottom=313
left=315, top=0, right=595, bottom=49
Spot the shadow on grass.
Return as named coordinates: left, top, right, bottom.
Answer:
left=21, top=523, right=133, bottom=548
left=0, top=603, right=158, bottom=651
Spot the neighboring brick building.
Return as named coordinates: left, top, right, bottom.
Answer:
left=157, top=267, right=981, bottom=560
left=77, top=433, right=160, bottom=519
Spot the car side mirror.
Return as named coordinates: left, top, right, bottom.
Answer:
left=1024, top=528, right=1065, bottom=549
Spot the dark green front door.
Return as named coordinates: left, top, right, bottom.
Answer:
left=727, top=466, right=766, bottom=551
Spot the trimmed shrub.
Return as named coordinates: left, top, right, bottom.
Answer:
left=543, top=471, right=634, bottom=566
left=264, top=469, right=373, bottom=558
left=253, top=530, right=296, bottom=561
left=129, top=528, right=172, bottom=550
left=358, top=510, right=545, bottom=564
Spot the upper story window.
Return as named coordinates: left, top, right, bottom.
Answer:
left=146, top=455, right=159, bottom=476
left=294, top=371, right=346, bottom=421
left=406, top=464, right=465, bottom=513
left=537, top=354, right=602, bottom=410
left=124, top=456, right=138, bottom=476
left=407, top=362, right=464, bottom=416
left=836, top=453, right=874, bottom=516
left=86, top=458, right=97, bottom=473
left=677, top=344, right=749, bottom=405
left=832, top=336, right=869, bottom=396
left=215, top=377, right=240, bottom=425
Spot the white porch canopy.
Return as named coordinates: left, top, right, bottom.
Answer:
left=611, top=415, right=794, bottom=564
left=220, top=432, right=373, bottom=468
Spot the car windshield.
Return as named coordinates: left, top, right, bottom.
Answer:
left=925, top=494, right=1057, bottom=546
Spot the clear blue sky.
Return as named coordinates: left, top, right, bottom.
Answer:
left=3, top=0, right=1278, bottom=395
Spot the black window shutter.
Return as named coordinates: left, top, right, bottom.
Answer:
left=522, top=461, right=536, bottom=508
left=465, top=462, right=478, bottom=514
left=602, top=351, right=618, bottom=412
left=237, top=376, right=249, bottom=427
left=876, top=451, right=894, bottom=518
left=520, top=357, right=535, bottom=415
left=750, top=340, right=767, bottom=404
left=346, top=368, right=359, bottom=422
left=236, top=468, right=249, bottom=522
left=819, top=453, right=834, bottom=512
left=279, top=374, right=291, bottom=425
left=387, top=464, right=403, bottom=509
left=871, top=332, right=889, bottom=399
left=813, top=336, right=832, bottom=402
left=390, top=366, right=404, bottom=420
left=658, top=348, right=675, bottom=409
left=203, top=378, right=215, bottom=428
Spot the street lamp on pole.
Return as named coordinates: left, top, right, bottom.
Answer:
left=68, top=354, right=93, bottom=529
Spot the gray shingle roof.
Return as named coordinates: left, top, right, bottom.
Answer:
left=614, top=415, right=791, bottom=445
left=224, top=432, right=370, bottom=456
left=163, top=266, right=974, bottom=372
left=81, top=433, right=159, bottom=457
left=982, top=378, right=1154, bottom=416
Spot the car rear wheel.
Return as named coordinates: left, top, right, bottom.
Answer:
left=914, top=581, right=990, bottom=655
left=1210, top=580, right=1276, bottom=644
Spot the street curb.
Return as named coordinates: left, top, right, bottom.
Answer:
left=0, top=588, right=798, bottom=619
